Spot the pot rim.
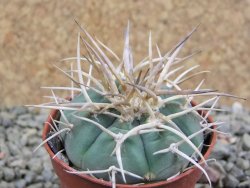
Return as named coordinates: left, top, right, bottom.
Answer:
left=42, top=107, right=217, bottom=187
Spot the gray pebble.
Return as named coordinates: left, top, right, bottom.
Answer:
left=228, top=154, right=237, bottom=163
left=242, top=133, right=250, bottom=151
left=215, top=114, right=230, bottom=123
left=218, top=159, right=227, bottom=167
left=44, top=182, right=53, bottom=188
left=42, top=169, right=53, bottom=181
left=0, top=169, right=3, bottom=179
left=20, top=136, right=28, bottom=146
left=195, top=184, right=210, bottom=188
left=18, top=113, right=32, bottom=121
left=11, top=106, right=28, bottom=116
left=230, top=166, right=245, bottom=180
left=27, top=137, right=40, bottom=146
left=236, top=158, right=250, bottom=170
left=24, top=171, right=36, bottom=184
left=218, top=179, right=224, bottom=188
left=34, top=175, right=44, bottom=182
left=239, top=151, right=248, bottom=158
left=0, top=112, right=15, bottom=127
left=0, top=181, right=15, bottom=188
left=20, top=128, right=38, bottom=147
left=198, top=165, right=222, bottom=184
left=0, top=142, right=10, bottom=156
left=3, top=167, right=15, bottom=181
left=6, top=128, right=20, bottom=143
left=35, top=148, right=47, bottom=157
left=43, top=159, right=53, bottom=171
left=224, top=174, right=239, bottom=188
left=245, top=169, right=250, bottom=176
left=52, top=184, right=60, bottom=188
left=16, top=119, right=38, bottom=128
left=9, top=159, right=26, bottom=168
left=21, top=147, right=32, bottom=158
left=15, top=179, right=26, bottom=188
left=16, top=119, right=29, bottom=127
left=7, top=142, right=21, bottom=156
left=34, top=114, right=48, bottom=124
left=238, top=180, right=250, bottom=188
left=210, top=162, right=226, bottom=175
left=18, top=169, right=28, bottom=176
left=210, top=141, right=231, bottom=160
left=225, top=162, right=234, bottom=172
left=27, top=158, right=43, bottom=174
left=24, top=128, right=37, bottom=137
left=14, top=167, right=22, bottom=179
left=26, top=183, right=43, bottom=188
left=0, top=160, right=6, bottom=167
left=52, top=174, right=60, bottom=182
left=0, top=127, right=6, bottom=139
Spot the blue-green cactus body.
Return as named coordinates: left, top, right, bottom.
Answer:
left=60, top=89, right=204, bottom=184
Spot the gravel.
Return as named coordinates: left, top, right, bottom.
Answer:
left=197, top=102, right=250, bottom=188
left=0, top=107, right=59, bottom=188
left=0, top=103, right=249, bottom=188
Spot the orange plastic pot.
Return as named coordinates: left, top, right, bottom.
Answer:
left=42, top=107, right=217, bottom=188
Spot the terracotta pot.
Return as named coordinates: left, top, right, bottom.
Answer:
left=42, top=108, right=217, bottom=188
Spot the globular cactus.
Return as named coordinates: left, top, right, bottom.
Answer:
left=61, top=89, right=204, bottom=184
left=32, top=22, right=244, bottom=187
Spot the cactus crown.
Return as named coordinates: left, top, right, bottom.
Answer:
left=32, top=22, right=244, bottom=188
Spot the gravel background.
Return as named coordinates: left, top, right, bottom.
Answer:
left=0, top=107, right=59, bottom=188
left=0, top=102, right=250, bottom=188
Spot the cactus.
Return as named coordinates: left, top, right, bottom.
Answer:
left=61, top=89, right=205, bottom=184
left=31, top=22, right=245, bottom=187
